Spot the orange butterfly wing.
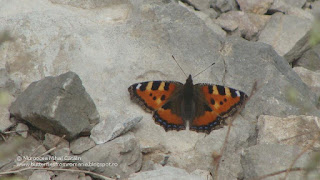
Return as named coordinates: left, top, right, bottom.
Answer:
left=128, top=81, right=186, bottom=131
left=191, top=84, right=248, bottom=133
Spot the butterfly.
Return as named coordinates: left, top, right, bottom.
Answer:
left=128, top=74, right=247, bottom=133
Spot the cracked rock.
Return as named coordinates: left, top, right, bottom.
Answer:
left=9, top=71, right=100, bottom=140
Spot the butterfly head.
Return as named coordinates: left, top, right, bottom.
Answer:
left=183, top=74, right=194, bottom=97
left=186, top=74, right=193, bottom=86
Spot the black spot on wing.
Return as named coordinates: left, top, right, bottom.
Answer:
left=210, top=98, right=215, bottom=105
left=153, top=96, right=156, bottom=100
left=161, top=95, right=166, bottom=101
left=204, top=104, right=212, bottom=112
left=164, top=83, right=170, bottom=91
left=151, top=81, right=161, bottom=90
left=162, top=101, right=171, bottom=110
left=139, top=83, right=148, bottom=91
left=229, top=88, right=238, bottom=98
left=217, top=85, right=226, bottom=95
left=208, top=86, right=213, bottom=94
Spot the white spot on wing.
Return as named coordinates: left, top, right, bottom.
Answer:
left=136, top=84, right=142, bottom=90
left=236, top=91, right=240, bottom=97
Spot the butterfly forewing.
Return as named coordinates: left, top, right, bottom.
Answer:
left=128, top=81, right=183, bottom=111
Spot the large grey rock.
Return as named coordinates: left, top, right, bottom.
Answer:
left=80, top=133, right=142, bottom=179
left=216, top=11, right=270, bottom=40
left=223, top=37, right=320, bottom=120
left=9, top=71, right=99, bottom=140
left=295, top=44, right=320, bottom=71
left=258, top=13, right=312, bottom=63
left=1, top=1, right=320, bottom=179
left=129, top=166, right=210, bottom=180
left=257, top=115, right=320, bottom=150
left=236, top=0, right=273, bottom=14
left=241, top=144, right=311, bottom=180
left=293, top=67, right=320, bottom=97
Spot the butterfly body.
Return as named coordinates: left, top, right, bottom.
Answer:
left=128, top=75, right=247, bottom=133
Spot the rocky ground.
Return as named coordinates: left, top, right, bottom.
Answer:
left=0, top=0, right=320, bottom=180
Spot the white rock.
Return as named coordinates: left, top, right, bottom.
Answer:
left=90, top=116, right=142, bottom=144
left=293, top=67, right=320, bottom=97
left=236, top=0, right=273, bottom=14
left=70, top=137, right=95, bottom=154
left=0, top=106, right=13, bottom=132
left=258, top=13, right=312, bottom=63
left=16, top=123, right=29, bottom=138
left=257, top=115, right=320, bottom=149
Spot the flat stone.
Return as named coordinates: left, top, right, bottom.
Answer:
left=9, top=71, right=100, bottom=140
left=17, top=135, right=47, bottom=157
left=29, top=170, right=52, bottom=180
left=179, top=2, right=224, bottom=36
left=257, top=115, right=320, bottom=150
left=258, top=13, right=312, bottom=63
left=16, top=123, right=29, bottom=138
left=0, top=106, right=13, bottom=132
left=236, top=0, right=273, bottom=14
left=241, top=144, right=310, bottom=180
left=1, top=1, right=320, bottom=179
left=129, top=166, right=207, bottom=180
left=52, top=171, right=79, bottom=180
left=216, top=11, right=270, bottom=40
left=210, top=0, right=238, bottom=13
left=43, top=133, right=70, bottom=157
left=90, top=116, right=142, bottom=144
left=80, top=133, right=142, bottom=179
left=293, top=67, right=320, bottom=97
left=294, top=44, right=320, bottom=71
left=271, top=0, right=306, bottom=10
left=70, top=137, right=95, bottom=154
left=187, top=0, right=210, bottom=11
left=190, top=169, right=213, bottom=180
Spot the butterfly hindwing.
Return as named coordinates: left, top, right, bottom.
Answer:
left=153, top=99, right=186, bottom=131
left=190, top=84, right=248, bottom=133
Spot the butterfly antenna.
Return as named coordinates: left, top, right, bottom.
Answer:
left=193, top=62, right=215, bottom=78
left=172, top=55, right=187, bottom=78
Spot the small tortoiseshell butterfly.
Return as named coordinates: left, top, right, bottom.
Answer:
left=128, top=75, right=247, bottom=133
